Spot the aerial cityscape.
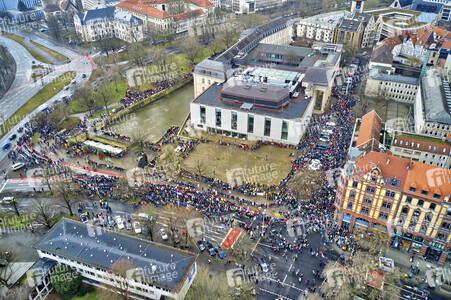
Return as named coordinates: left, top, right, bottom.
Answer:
left=0, top=0, right=450, bottom=299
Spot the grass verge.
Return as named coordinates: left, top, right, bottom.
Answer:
left=0, top=71, right=76, bottom=140
left=0, top=213, right=36, bottom=228
left=30, top=40, right=68, bottom=62
left=1, top=31, right=52, bottom=64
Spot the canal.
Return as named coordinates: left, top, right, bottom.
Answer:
left=107, top=83, right=194, bottom=142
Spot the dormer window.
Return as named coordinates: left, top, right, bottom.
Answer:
left=409, top=187, right=416, bottom=192
left=421, top=190, right=428, bottom=196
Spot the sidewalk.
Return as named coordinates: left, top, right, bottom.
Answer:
left=329, top=241, right=451, bottom=298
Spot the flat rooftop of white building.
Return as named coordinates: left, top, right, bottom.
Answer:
left=33, top=218, right=197, bottom=292
left=193, top=83, right=312, bottom=119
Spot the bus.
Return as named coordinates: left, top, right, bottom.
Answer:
left=11, top=162, right=25, bottom=171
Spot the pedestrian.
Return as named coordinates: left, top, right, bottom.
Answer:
left=208, top=259, right=211, bottom=264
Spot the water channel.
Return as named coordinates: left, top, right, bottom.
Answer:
left=107, top=84, right=194, bottom=142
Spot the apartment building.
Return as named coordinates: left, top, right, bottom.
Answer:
left=297, top=10, right=350, bottom=43
left=365, top=69, right=419, bottom=103
left=74, top=5, right=144, bottom=42
left=389, top=131, right=451, bottom=168
left=333, top=18, right=364, bottom=49
left=335, top=151, right=451, bottom=264
left=33, top=218, right=198, bottom=300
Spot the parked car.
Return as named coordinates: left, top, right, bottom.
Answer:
left=8, top=134, right=16, bottom=141
left=138, top=213, right=151, bottom=220
left=160, top=228, right=168, bottom=240
left=108, top=216, right=115, bottom=227
left=141, top=223, right=148, bottom=234
left=125, top=220, right=132, bottom=230
left=214, top=246, right=226, bottom=259
left=206, top=241, right=216, bottom=256
left=133, top=221, right=141, bottom=234
left=115, top=216, right=125, bottom=230
left=173, top=232, right=180, bottom=244
left=197, top=240, right=206, bottom=252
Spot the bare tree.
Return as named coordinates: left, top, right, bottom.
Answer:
left=0, top=285, right=28, bottom=300
left=98, top=259, right=135, bottom=300
left=168, top=0, right=186, bottom=15
left=96, top=80, right=113, bottom=114
left=193, top=157, right=208, bottom=179
left=136, top=205, right=160, bottom=241
left=131, top=129, right=148, bottom=155
left=182, top=39, right=203, bottom=66
left=46, top=15, right=61, bottom=41
left=52, top=173, right=78, bottom=216
left=162, top=205, right=182, bottom=246
left=288, top=170, right=323, bottom=200
left=222, top=27, right=236, bottom=48
left=129, top=43, right=147, bottom=68
left=32, top=196, right=58, bottom=229
left=10, top=198, right=23, bottom=217
left=284, top=50, right=299, bottom=66
left=73, top=83, right=96, bottom=116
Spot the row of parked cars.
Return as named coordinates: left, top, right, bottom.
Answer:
left=196, top=240, right=226, bottom=259
left=309, top=121, right=337, bottom=171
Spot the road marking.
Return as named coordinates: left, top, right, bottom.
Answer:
left=288, top=264, right=293, bottom=272
left=0, top=180, right=7, bottom=193
left=116, top=211, right=125, bottom=214
left=251, top=237, right=261, bottom=256
left=283, top=274, right=287, bottom=283
left=258, top=288, right=291, bottom=300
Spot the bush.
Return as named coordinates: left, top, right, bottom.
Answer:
left=97, top=150, right=104, bottom=157
left=68, top=141, right=75, bottom=147
left=82, top=145, right=89, bottom=152
left=50, top=265, right=82, bottom=300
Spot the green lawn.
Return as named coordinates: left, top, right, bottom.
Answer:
left=0, top=72, right=76, bottom=140
left=90, top=104, right=123, bottom=119
left=30, top=40, right=69, bottom=62
left=59, top=117, right=80, bottom=131
left=31, top=132, right=40, bottom=147
left=1, top=31, right=52, bottom=64
left=71, top=79, right=127, bottom=114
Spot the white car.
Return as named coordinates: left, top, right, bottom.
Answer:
left=160, top=228, right=168, bottom=240
left=115, top=216, right=125, bottom=230
left=133, top=221, right=141, bottom=234
left=309, top=159, right=322, bottom=171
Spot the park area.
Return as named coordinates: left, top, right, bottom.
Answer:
left=181, top=142, right=295, bottom=186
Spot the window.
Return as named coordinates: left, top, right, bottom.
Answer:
left=364, top=197, right=372, bottom=205
left=437, top=233, right=447, bottom=241
left=348, top=202, right=353, bottom=209
left=420, top=225, right=427, bottom=233
left=413, top=210, right=421, bottom=217
left=200, top=106, right=206, bottom=124
left=247, top=115, right=254, bottom=133
left=429, top=203, right=436, bottom=210
left=406, top=196, right=412, bottom=203
left=433, top=193, right=440, bottom=199
left=366, top=186, right=375, bottom=193
left=442, top=222, right=451, bottom=230
left=409, top=220, right=417, bottom=229
left=425, top=213, right=432, bottom=222
left=399, top=218, right=404, bottom=225
left=281, top=121, right=288, bottom=140
left=352, top=181, right=358, bottom=188
left=382, top=202, right=387, bottom=208
left=409, top=187, right=416, bottom=192
left=231, top=111, right=237, bottom=130
left=401, top=207, right=409, bottom=215
left=350, top=192, right=355, bottom=199
left=418, top=200, right=424, bottom=207
left=264, top=117, right=271, bottom=137
left=215, top=109, right=221, bottom=127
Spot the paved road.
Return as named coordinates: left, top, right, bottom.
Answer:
left=0, top=30, right=94, bottom=166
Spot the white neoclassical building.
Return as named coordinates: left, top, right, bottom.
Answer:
left=74, top=5, right=144, bottom=42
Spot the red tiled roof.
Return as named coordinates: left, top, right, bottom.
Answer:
left=117, top=0, right=172, bottom=18
left=173, top=8, right=204, bottom=21
left=441, top=40, right=451, bottom=49
left=189, top=0, right=214, bottom=7
left=353, top=151, right=410, bottom=189
left=357, top=110, right=382, bottom=147
left=403, top=161, right=451, bottom=201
